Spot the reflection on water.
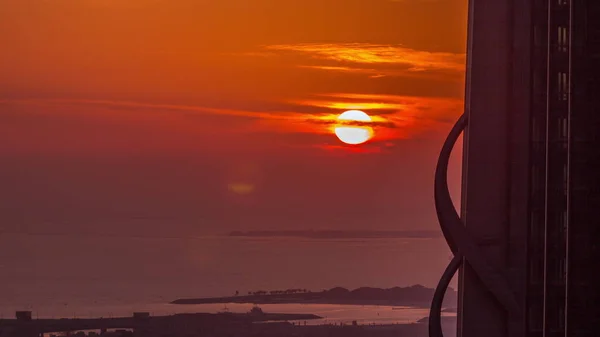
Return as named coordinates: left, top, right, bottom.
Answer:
left=0, top=302, right=455, bottom=325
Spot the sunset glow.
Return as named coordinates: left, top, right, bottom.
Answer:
left=0, top=0, right=470, bottom=326
left=0, top=0, right=468, bottom=268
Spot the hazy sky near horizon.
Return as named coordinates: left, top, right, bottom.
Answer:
left=0, top=0, right=467, bottom=236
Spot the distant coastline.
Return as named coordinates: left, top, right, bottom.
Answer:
left=228, top=230, right=442, bottom=239
left=171, top=285, right=456, bottom=308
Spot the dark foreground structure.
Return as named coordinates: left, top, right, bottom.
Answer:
left=430, top=0, right=600, bottom=337
left=0, top=311, right=320, bottom=337
left=0, top=311, right=454, bottom=337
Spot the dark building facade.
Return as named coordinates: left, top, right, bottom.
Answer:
left=432, top=0, right=600, bottom=337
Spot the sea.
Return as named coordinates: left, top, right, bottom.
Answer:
left=0, top=233, right=455, bottom=325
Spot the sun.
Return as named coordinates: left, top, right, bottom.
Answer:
left=334, top=110, right=373, bottom=145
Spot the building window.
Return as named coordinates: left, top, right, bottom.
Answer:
left=563, top=164, right=568, bottom=192
left=530, top=212, right=538, bottom=236
left=558, top=306, right=565, bottom=329
left=532, top=117, right=543, bottom=142
left=534, top=26, right=542, bottom=48
left=558, top=26, right=568, bottom=52
left=558, top=72, right=568, bottom=101
left=560, top=208, right=568, bottom=230
left=529, top=260, right=539, bottom=283
left=531, top=166, right=537, bottom=193
left=531, top=164, right=545, bottom=195
left=557, top=117, right=568, bottom=139
left=528, top=303, right=543, bottom=331
left=557, top=257, right=566, bottom=282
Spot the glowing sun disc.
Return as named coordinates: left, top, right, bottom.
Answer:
left=334, top=110, right=373, bottom=145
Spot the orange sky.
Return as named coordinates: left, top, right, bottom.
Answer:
left=0, top=0, right=467, bottom=236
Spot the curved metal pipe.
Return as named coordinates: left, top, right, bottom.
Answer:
left=429, top=254, right=462, bottom=337
left=428, top=114, right=522, bottom=337
left=428, top=113, right=467, bottom=337
left=434, top=114, right=467, bottom=255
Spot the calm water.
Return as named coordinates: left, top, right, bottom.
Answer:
left=2, top=302, right=456, bottom=326
left=0, top=234, right=454, bottom=322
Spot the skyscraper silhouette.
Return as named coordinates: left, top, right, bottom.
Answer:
left=430, top=1, right=600, bottom=336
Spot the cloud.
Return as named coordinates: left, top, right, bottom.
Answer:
left=288, top=92, right=463, bottom=141
left=262, top=43, right=465, bottom=78
left=293, top=99, right=407, bottom=111
left=2, top=93, right=462, bottom=151
left=3, top=97, right=406, bottom=130
left=295, top=93, right=463, bottom=121
left=227, top=229, right=443, bottom=239
left=4, top=98, right=294, bottom=121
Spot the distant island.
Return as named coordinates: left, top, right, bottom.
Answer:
left=228, top=230, right=442, bottom=239
left=171, top=285, right=456, bottom=308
